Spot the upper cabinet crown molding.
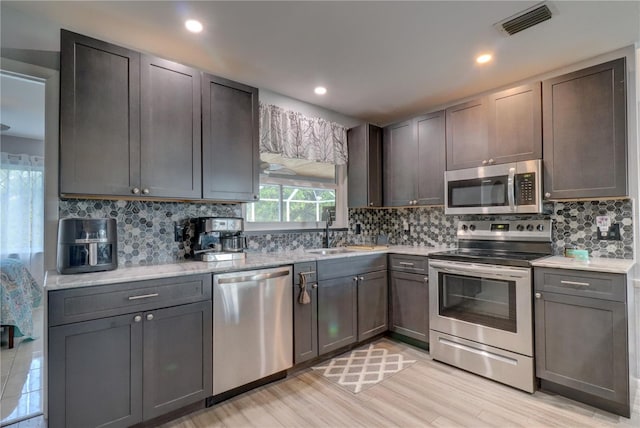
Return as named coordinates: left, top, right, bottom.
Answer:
left=542, top=57, right=627, bottom=199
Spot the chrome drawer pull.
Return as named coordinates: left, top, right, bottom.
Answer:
left=560, top=280, right=590, bottom=287
left=399, top=262, right=415, bottom=267
left=128, top=293, right=159, bottom=301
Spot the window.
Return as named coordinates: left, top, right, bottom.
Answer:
left=244, top=154, right=347, bottom=230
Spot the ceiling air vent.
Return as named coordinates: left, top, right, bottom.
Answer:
left=495, top=2, right=552, bottom=36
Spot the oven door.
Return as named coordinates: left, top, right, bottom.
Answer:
left=429, top=260, right=533, bottom=356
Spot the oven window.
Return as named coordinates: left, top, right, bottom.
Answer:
left=438, top=272, right=516, bottom=332
left=448, top=176, right=508, bottom=208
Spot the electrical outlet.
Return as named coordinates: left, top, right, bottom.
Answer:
left=174, top=222, right=184, bottom=242
left=355, top=223, right=362, bottom=235
left=597, top=223, right=621, bottom=240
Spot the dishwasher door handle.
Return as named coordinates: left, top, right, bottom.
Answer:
left=217, top=269, right=291, bottom=284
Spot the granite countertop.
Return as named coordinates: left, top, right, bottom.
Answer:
left=531, top=255, right=635, bottom=274
left=45, top=245, right=452, bottom=291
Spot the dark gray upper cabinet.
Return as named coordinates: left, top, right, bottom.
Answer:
left=534, top=268, right=630, bottom=417
left=383, top=112, right=445, bottom=207
left=140, top=56, right=202, bottom=199
left=488, top=83, right=542, bottom=165
left=446, top=98, right=489, bottom=170
left=383, top=120, right=415, bottom=206
left=60, top=30, right=141, bottom=196
left=202, top=74, right=259, bottom=202
left=348, top=124, right=382, bottom=207
left=415, top=111, right=446, bottom=205
left=142, top=301, right=212, bottom=420
left=543, top=58, right=627, bottom=199
left=357, top=270, right=388, bottom=341
left=48, top=314, right=144, bottom=428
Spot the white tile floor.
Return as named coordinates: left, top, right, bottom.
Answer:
left=0, top=306, right=44, bottom=426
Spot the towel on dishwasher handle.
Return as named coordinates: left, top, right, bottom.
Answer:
left=298, top=272, right=311, bottom=305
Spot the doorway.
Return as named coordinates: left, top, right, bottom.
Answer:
left=0, top=68, right=46, bottom=425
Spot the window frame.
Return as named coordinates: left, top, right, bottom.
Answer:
left=243, top=164, right=348, bottom=231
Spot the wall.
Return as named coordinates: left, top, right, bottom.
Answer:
left=0, top=135, right=44, bottom=156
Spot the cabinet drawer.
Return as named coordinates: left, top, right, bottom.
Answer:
left=534, top=268, right=625, bottom=302
left=389, top=254, right=428, bottom=273
left=49, top=274, right=212, bottom=326
left=294, top=261, right=317, bottom=285
left=317, top=254, right=387, bottom=280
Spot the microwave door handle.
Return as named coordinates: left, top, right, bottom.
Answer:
left=508, top=167, right=516, bottom=212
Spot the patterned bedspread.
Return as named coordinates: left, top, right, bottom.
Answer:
left=1, top=258, right=43, bottom=338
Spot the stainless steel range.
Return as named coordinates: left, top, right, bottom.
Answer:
left=428, top=219, right=552, bottom=393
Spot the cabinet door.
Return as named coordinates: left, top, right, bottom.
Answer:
left=446, top=98, right=489, bottom=170
left=543, top=58, right=627, bottom=199
left=60, top=30, right=140, bottom=196
left=383, top=120, right=416, bottom=206
left=140, top=56, right=201, bottom=198
left=293, top=279, right=319, bottom=364
left=142, top=301, right=213, bottom=420
left=318, top=276, right=358, bottom=355
left=357, top=270, right=388, bottom=341
left=48, top=313, right=143, bottom=428
left=348, top=124, right=382, bottom=208
left=488, top=83, right=542, bottom=164
left=389, top=271, right=429, bottom=342
left=202, top=74, right=259, bottom=201
left=535, top=292, right=628, bottom=406
left=415, top=111, right=446, bottom=205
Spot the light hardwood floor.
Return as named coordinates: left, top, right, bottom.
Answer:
left=163, top=338, right=640, bottom=428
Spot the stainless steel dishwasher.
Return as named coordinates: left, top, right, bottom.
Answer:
left=212, top=266, right=293, bottom=396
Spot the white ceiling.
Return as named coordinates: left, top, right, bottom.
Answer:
left=1, top=1, right=639, bottom=125
left=0, top=73, right=45, bottom=140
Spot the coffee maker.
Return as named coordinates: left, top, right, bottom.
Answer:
left=192, top=217, right=247, bottom=261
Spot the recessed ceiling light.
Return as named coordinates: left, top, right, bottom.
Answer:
left=314, top=86, right=327, bottom=95
left=185, top=19, right=203, bottom=33
left=476, top=54, right=492, bottom=64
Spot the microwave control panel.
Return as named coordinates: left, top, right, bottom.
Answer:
left=515, top=173, right=536, bottom=205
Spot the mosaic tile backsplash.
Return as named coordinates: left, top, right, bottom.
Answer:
left=59, top=198, right=634, bottom=267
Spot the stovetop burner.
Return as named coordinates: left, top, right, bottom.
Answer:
left=429, top=248, right=548, bottom=268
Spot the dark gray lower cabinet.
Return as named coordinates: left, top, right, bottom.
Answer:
left=49, top=314, right=144, bottom=428
left=357, top=270, right=388, bottom=341
left=317, top=276, right=358, bottom=354
left=293, top=262, right=318, bottom=364
left=389, top=271, right=429, bottom=343
left=535, top=268, right=630, bottom=417
left=142, top=301, right=212, bottom=420
left=48, top=275, right=213, bottom=428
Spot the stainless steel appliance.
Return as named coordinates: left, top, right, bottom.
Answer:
left=445, top=159, right=543, bottom=215
left=193, top=217, right=247, bottom=261
left=57, top=218, right=117, bottom=274
left=212, top=266, right=293, bottom=396
left=428, top=219, right=552, bottom=392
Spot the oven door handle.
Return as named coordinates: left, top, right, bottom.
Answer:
left=429, top=261, right=529, bottom=279
left=508, top=167, right=516, bottom=212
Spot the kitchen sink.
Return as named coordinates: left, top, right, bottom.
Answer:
left=306, top=247, right=356, bottom=255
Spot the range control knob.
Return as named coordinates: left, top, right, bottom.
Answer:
left=516, top=224, right=524, bottom=231
left=461, top=224, right=468, bottom=231
left=469, top=224, right=476, bottom=231
left=526, top=224, right=534, bottom=231
left=537, top=224, right=544, bottom=231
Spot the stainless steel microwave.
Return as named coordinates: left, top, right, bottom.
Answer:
left=444, top=159, right=542, bottom=215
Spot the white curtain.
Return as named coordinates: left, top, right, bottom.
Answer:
left=0, top=152, right=44, bottom=284
left=259, top=103, right=348, bottom=165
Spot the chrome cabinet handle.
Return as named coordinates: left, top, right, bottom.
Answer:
left=545, top=192, right=551, bottom=198
left=128, top=293, right=159, bottom=301
left=359, top=276, right=364, bottom=281
left=369, top=202, right=374, bottom=206
left=134, top=315, right=142, bottom=323
left=353, top=277, right=358, bottom=281
left=482, top=160, right=488, bottom=165
left=142, top=188, right=150, bottom=195
left=560, top=280, right=590, bottom=287
left=132, top=187, right=140, bottom=194
left=311, top=283, right=318, bottom=289
left=535, top=292, right=542, bottom=299
left=146, top=314, right=154, bottom=321
left=488, top=158, right=494, bottom=164
left=424, top=277, right=429, bottom=283
left=399, top=262, right=414, bottom=267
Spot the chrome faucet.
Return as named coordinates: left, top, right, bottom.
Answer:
left=322, top=207, right=334, bottom=248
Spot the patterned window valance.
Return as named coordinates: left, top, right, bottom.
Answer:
left=259, top=103, right=348, bottom=165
